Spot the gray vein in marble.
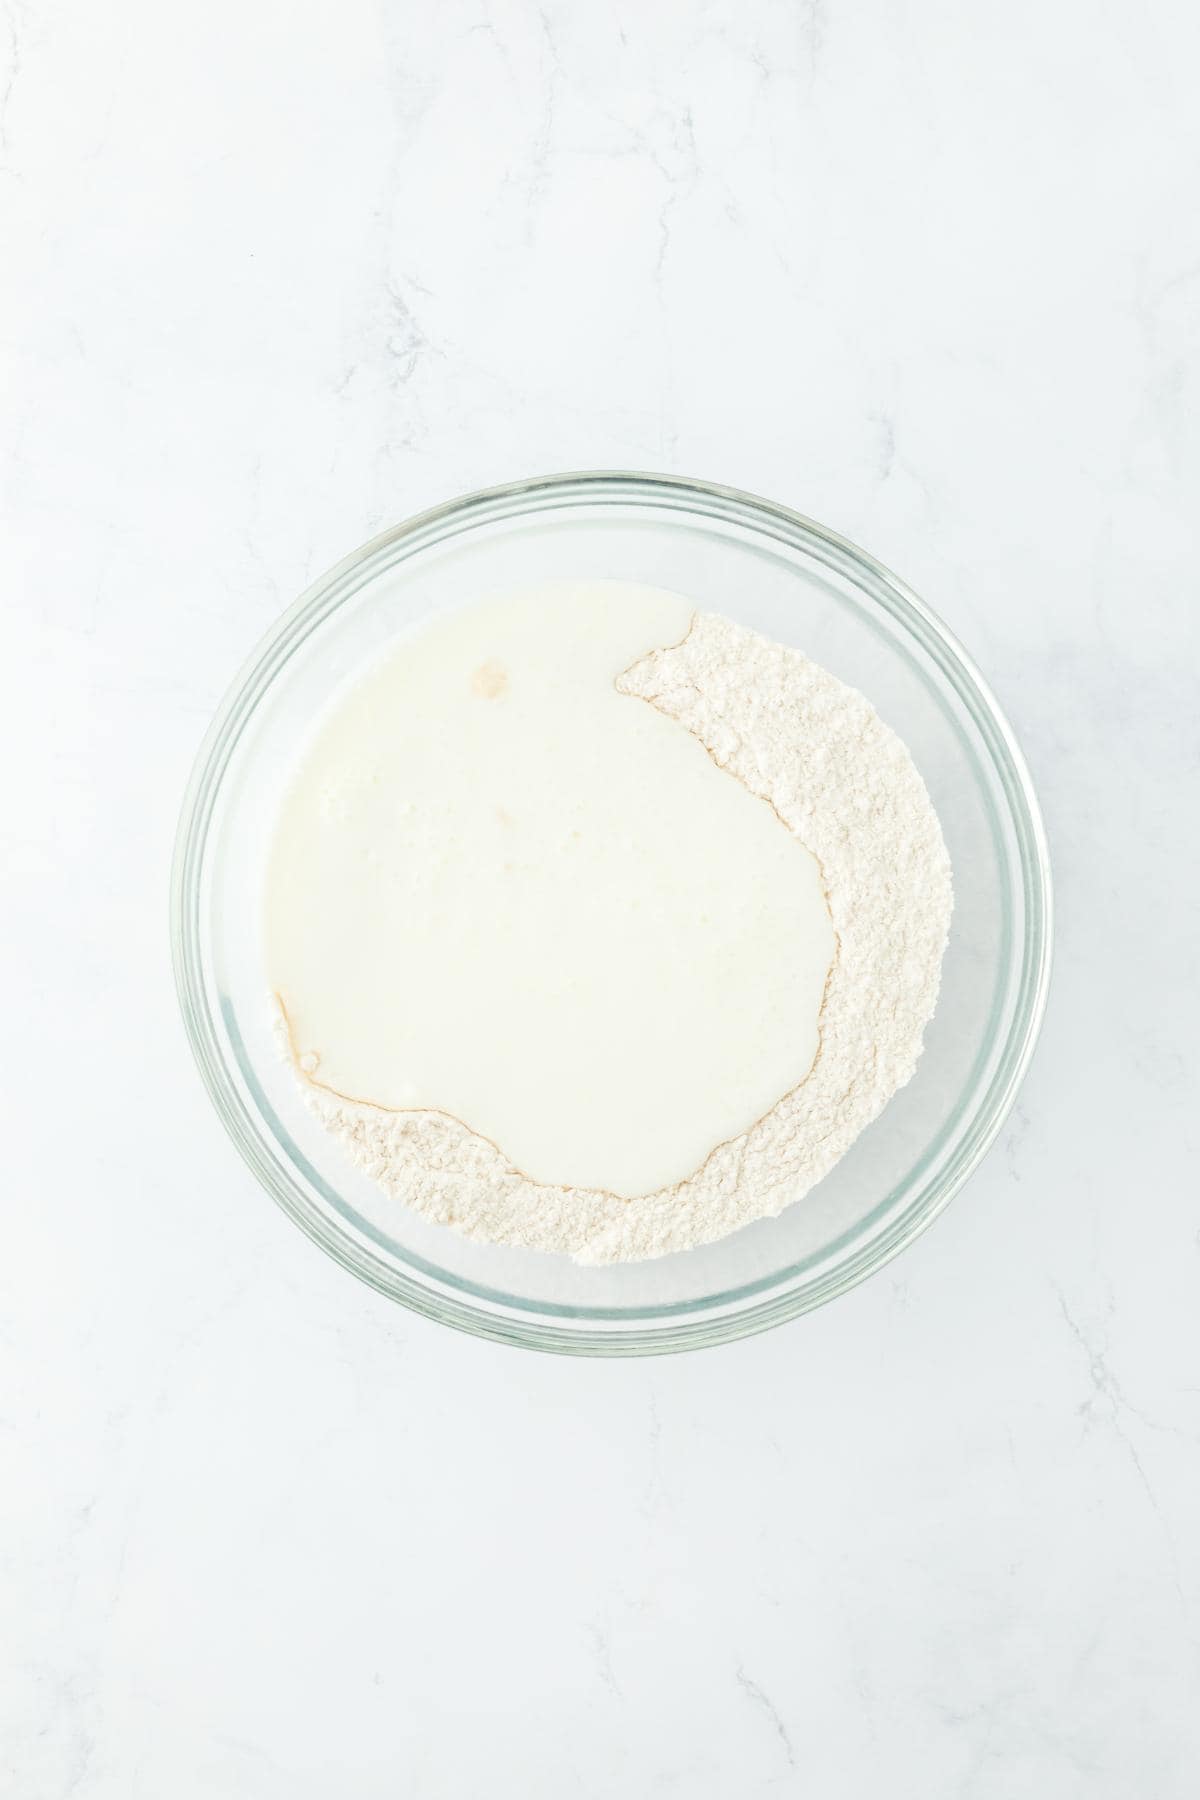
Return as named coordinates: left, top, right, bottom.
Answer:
left=1057, top=1288, right=1198, bottom=1449
left=875, top=414, right=897, bottom=483
left=640, top=1381, right=669, bottom=1520
left=468, top=5, right=519, bottom=91
left=1002, top=1100, right=1033, bottom=1183
left=522, top=5, right=562, bottom=242
left=583, top=1620, right=623, bottom=1699
left=797, top=0, right=826, bottom=75
left=736, top=1664, right=796, bottom=1767
left=652, top=109, right=698, bottom=285
left=1056, top=1288, right=1188, bottom=1607
left=382, top=277, right=439, bottom=384
left=869, top=409, right=938, bottom=514
left=0, top=0, right=24, bottom=165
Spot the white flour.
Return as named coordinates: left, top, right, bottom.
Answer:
left=279, top=612, right=952, bottom=1264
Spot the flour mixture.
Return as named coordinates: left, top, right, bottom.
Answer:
left=265, top=581, right=952, bottom=1263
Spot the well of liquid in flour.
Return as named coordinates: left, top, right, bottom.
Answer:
left=264, top=582, right=835, bottom=1197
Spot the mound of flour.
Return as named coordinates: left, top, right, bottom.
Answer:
left=280, top=613, right=952, bottom=1264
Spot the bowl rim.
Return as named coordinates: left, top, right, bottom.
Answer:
left=171, top=469, right=1053, bottom=1355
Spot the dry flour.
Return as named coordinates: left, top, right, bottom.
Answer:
left=279, top=612, right=952, bottom=1263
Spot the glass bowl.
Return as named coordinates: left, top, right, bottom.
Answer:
left=172, top=472, right=1051, bottom=1355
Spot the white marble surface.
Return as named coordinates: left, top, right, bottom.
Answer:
left=4, top=1, right=1199, bottom=1793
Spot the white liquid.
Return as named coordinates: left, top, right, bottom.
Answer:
left=264, top=582, right=834, bottom=1197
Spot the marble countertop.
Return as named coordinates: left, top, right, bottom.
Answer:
left=4, top=1, right=1198, bottom=1794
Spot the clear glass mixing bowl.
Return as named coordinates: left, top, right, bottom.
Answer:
left=172, top=473, right=1052, bottom=1354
